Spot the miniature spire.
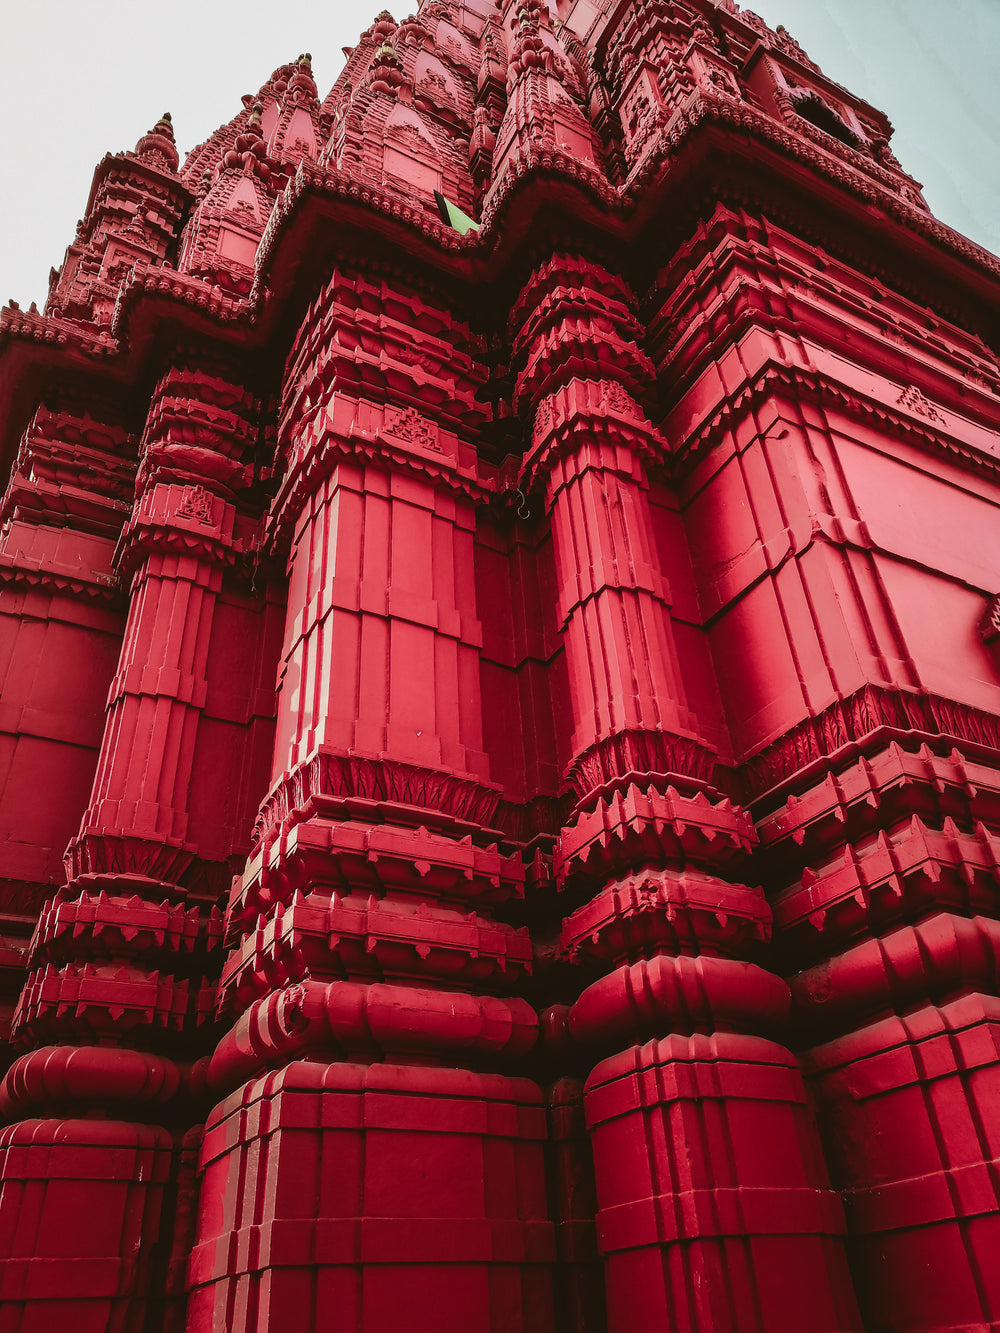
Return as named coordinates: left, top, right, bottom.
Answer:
left=369, top=10, right=398, bottom=42
left=396, top=13, right=429, bottom=46
left=222, top=102, right=273, bottom=183
left=267, top=53, right=322, bottom=166
left=134, top=112, right=180, bottom=172
left=484, top=0, right=605, bottom=210
left=507, top=0, right=562, bottom=86
left=469, top=103, right=497, bottom=197
left=286, top=53, right=319, bottom=105
left=368, top=41, right=408, bottom=96
left=478, top=29, right=506, bottom=98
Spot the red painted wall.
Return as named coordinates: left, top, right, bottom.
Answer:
left=1, top=2, right=1000, bottom=1330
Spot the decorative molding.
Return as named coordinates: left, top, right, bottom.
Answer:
left=981, top=594, right=1000, bottom=646
left=176, top=484, right=216, bottom=524
left=897, top=383, right=946, bottom=423
left=382, top=405, right=443, bottom=453
left=668, top=360, right=1000, bottom=484
left=251, top=748, right=505, bottom=847
left=739, top=684, right=1000, bottom=802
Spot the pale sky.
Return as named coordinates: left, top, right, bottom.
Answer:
left=1, top=0, right=996, bottom=310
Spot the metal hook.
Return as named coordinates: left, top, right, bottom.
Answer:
left=514, top=487, right=531, bottom=520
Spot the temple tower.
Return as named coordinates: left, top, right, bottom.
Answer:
left=1, top=2, right=1000, bottom=1331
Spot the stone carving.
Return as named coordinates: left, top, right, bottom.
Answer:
left=1, top=5, right=999, bottom=1333
left=600, top=380, right=636, bottom=414
left=897, top=383, right=945, bottom=422
left=176, top=483, right=215, bottom=524
left=383, top=404, right=442, bottom=451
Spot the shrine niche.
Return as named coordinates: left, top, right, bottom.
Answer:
left=1, top=2, right=999, bottom=1332
left=433, top=18, right=476, bottom=72
left=617, top=59, right=664, bottom=150
left=413, top=51, right=462, bottom=115
left=382, top=103, right=443, bottom=195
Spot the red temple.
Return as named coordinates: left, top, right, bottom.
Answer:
left=1, top=1, right=999, bottom=1329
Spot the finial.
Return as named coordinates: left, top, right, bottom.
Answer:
left=370, top=9, right=397, bottom=41
left=134, top=110, right=180, bottom=171
left=220, top=100, right=273, bottom=182
left=285, top=53, right=319, bottom=104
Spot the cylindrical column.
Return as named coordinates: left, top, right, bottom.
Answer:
left=202, top=266, right=555, bottom=1332
left=187, top=1063, right=553, bottom=1333
left=513, top=254, right=862, bottom=1332
left=757, top=715, right=1000, bottom=1331
left=0, top=360, right=264, bottom=1332
left=0, top=1118, right=174, bottom=1333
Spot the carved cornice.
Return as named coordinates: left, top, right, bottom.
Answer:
left=622, top=92, right=1000, bottom=283
left=219, top=884, right=531, bottom=1010
left=667, top=360, right=1000, bottom=485
left=265, top=400, right=492, bottom=554
left=64, top=830, right=232, bottom=899
left=251, top=746, right=506, bottom=848
left=114, top=483, right=246, bottom=580
left=519, top=378, right=663, bottom=500
left=0, top=559, right=121, bottom=605
left=649, top=227, right=1000, bottom=404
left=0, top=303, right=118, bottom=359
left=739, top=684, right=1000, bottom=806
left=566, top=727, right=719, bottom=804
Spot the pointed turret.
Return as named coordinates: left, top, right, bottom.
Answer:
left=45, top=111, right=191, bottom=325
left=484, top=0, right=606, bottom=210
left=177, top=103, right=276, bottom=295
left=477, top=25, right=508, bottom=121
left=267, top=54, right=323, bottom=169
left=463, top=19, right=506, bottom=206
left=325, top=6, right=480, bottom=217
left=469, top=104, right=497, bottom=200
left=367, top=40, right=409, bottom=98
left=180, top=61, right=295, bottom=192
left=133, top=113, right=180, bottom=173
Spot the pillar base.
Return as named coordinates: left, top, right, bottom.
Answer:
left=0, top=1117, right=174, bottom=1333
left=187, top=1061, right=556, bottom=1333
left=807, top=994, right=1000, bottom=1333
left=585, top=1033, right=863, bottom=1333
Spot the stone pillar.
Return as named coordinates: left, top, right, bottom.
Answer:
left=513, top=255, right=862, bottom=1333
left=0, top=1114, right=175, bottom=1333
left=191, top=269, right=556, bottom=1333
left=759, top=747, right=1000, bottom=1333
left=0, top=360, right=263, bottom=1332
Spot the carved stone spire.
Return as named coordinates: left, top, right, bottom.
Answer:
left=133, top=112, right=180, bottom=173
left=267, top=54, right=322, bottom=166
left=367, top=40, right=409, bottom=98
left=469, top=103, right=497, bottom=198
left=176, top=102, right=275, bottom=294
left=484, top=0, right=605, bottom=207
left=223, top=102, right=273, bottom=182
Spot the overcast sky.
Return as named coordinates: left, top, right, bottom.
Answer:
left=1, top=0, right=996, bottom=310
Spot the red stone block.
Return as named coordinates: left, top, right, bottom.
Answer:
left=0, top=0, right=999, bottom=1329
left=0, top=1118, right=174, bottom=1332
left=187, top=1063, right=555, bottom=1333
